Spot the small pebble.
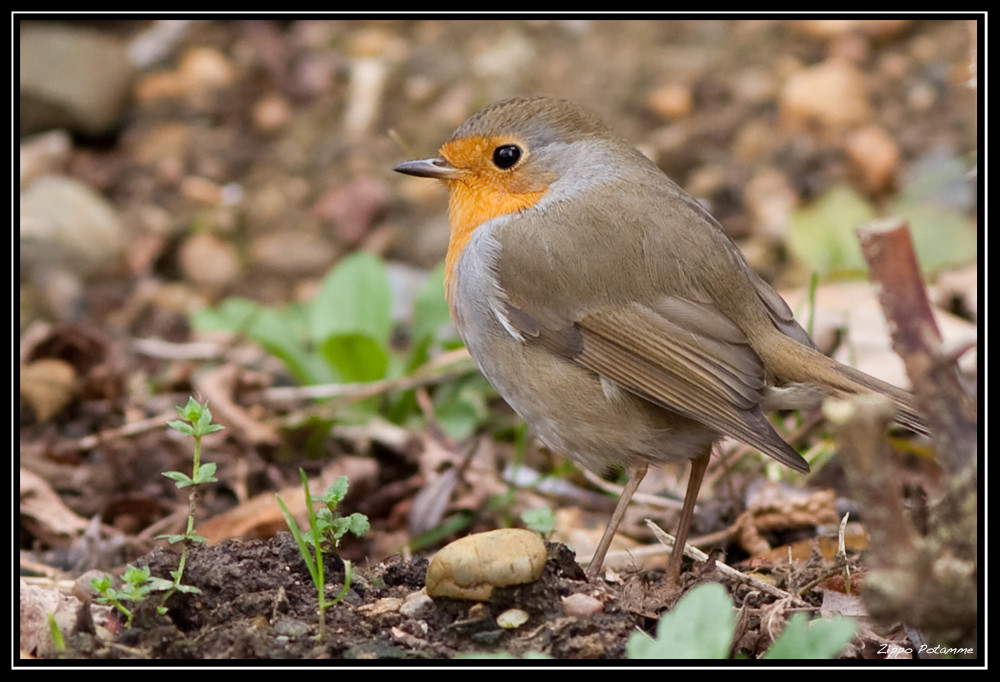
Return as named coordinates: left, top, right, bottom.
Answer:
left=561, top=592, right=604, bottom=618
left=496, top=608, right=530, bottom=629
left=400, top=591, right=434, bottom=618
left=780, top=58, right=871, bottom=130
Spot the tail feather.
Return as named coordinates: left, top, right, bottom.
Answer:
left=831, top=360, right=927, bottom=435
left=761, top=334, right=928, bottom=435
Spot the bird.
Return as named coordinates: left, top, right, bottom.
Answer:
left=394, top=95, right=925, bottom=583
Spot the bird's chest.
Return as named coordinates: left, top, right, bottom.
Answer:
left=446, top=224, right=698, bottom=471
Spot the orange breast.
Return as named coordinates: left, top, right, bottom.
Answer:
left=439, top=136, right=549, bottom=304
left=444, top=180, right=546, bottom=304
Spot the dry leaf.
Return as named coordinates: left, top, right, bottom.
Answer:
left=19, top=359, right=77, bottom=421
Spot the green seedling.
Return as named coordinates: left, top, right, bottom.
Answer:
left=156, top=398, right=223, bottom=604
left=520, top=507, right=556, bottom=540
left=47, top=613, right=65, bottom=654
left=92, top=398, right=220, bottom=626
left=91, top=565, right=174, bottom=628
left=277, top=470, right=370, bottom=639
left=162, top=396, right=222, bottom=495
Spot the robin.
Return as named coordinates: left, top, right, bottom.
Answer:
left=394, top=95, right=925, bottom=583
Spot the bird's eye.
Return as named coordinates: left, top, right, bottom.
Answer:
left=492, top=144, right=522, bottom=169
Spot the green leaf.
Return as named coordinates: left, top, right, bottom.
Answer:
left=521, top=507, right=556, bottom=537
left=162, top=471, right=195, bottom=488
left=90, top=574, right=112, bottom=592
left=194, top=462, right=218, bottom=485
left=762, top=612, right=857, bottom=660
left=627, top=583, right=736, bottom=659
left=311, top=252, right=392, bottom=347
left=190, top=296, right=261, bottom=334
left=789, top=184, right=876, bottom=278
left=320, top=476, right=350, bottom=506
left=432, top=375, right=492, bottom=441
left=168, top=420, right=195, bottom=437
left=195, top=297, right=332, bottom=385
left=172, top=583, right=203, bottom=595
left=143, top=576, right=176, bottom=593
left=319, top=333, right=388, bottom=383
left=276, top=493, right=318, bottom=585
left=48, top=613, right=66, bottom=652
left=345, top=513, right=370, bottom=537
left=195, top=404, right=213, bottom=430
left=889, top=199, right=977, bottom=273
left=252, top=306, right=334, bottom=385
left=176, top=397, right=201, bottom=420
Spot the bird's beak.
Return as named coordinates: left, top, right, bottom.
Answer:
left=393, top=157, right=462, bottom=180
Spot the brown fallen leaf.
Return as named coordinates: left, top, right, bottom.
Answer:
left=19, top=468, right=90, bottom=540
left=19, top=358, right=77, bottom=421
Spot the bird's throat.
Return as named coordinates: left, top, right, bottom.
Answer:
left=444, top=180, right=546, bottom=304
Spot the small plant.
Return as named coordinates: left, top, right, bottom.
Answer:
left=47, top=613, right=66, bottom=654
left=191, top=255, right=489, bottom=442
left=154, top=397, right=223, bottom=604
left=520, top=507, right=556, bottom=539
left=91, top=565, right=174, bottom=628
left=90, top=398, right=220, bottom=625
left=277, top=469, right=370, bottom=639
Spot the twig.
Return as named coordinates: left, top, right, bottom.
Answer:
left=642, top=519, right=809, bottom=605
left=52, top=411, right=179, bottom=456
left=856, top=217, right=977, bottom=470
left=263, top=348, right=472, bottom=412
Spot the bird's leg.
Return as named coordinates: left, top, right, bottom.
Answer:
left=664, top=450, right=711, bottom=584
left=585, top=463, right=648, bottom=579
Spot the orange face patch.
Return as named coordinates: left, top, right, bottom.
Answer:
left=438, top=135, right=552, bottom=302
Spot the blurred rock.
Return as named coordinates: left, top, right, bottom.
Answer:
left=19, top=130, right=72, bottom=188
left=780, top=58, right=871, bottom=131
left=790, top=19, right=910, bottom=41
left=250, top=230, right=338, bottom=275
left=20, top=174, right=126, bottom=280
left=19, top=23, right=134, bottom=137
left=845, top=124, right=901, bottom=195
left=127, top=121, right=193, bottom=183
left=313, top=176, right=390, bottom=247
left=647, top=83, right=694, bottom=119
left=177, top=231, right=242, bottom=289
left=19, top=358, right=77, bottom=422
left=135, top=46, right=236, bottom=109
left=744, top=168, right=797, bottom=239
left=252, top=92, right=294, bottom=134
left=126, top=19, right=195, bottom=68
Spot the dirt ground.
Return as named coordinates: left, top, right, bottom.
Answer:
left=19, top=17, right=979, bottom=664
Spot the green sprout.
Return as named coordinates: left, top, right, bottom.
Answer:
left=520, top=507, right=556, bottom=540
left=91, top=565, right=174, bottom=628
left=277, top=470, right=370, bottom=640
left=91, top=398, right=219, bottom=626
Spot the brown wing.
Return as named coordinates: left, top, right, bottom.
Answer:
left=504, top=296, right=810, bottom=473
